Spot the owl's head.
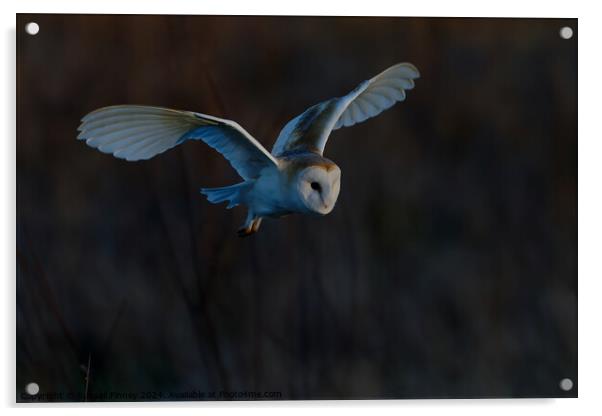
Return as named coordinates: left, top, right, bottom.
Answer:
left=295, top=163, right=341, bottom=215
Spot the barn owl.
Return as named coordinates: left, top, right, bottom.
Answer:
left=78, top=63, right=419, bottom=236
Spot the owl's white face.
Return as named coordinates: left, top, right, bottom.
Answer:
left=295, top=165, right=341, bottom=215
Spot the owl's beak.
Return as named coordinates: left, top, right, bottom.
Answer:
left=317, top=193, right=335, bottom=215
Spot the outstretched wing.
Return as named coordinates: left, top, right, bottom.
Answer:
left=271, top=63, right=420, bottom=156
left=78, top=105, right=278, bottom=180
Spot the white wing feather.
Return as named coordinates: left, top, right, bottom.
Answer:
left=272, top=63, right=420, bottom=156
left=78, top=105, right=278, bottom=180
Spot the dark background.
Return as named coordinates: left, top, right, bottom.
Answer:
left=16, top=15, right=577, bottom=400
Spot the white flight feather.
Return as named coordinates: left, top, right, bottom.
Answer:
left=78, top=105, right=278, bottom=179
left=272, top=62, right=420, bottom=156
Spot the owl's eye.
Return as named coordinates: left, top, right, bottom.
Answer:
left=310, top=182, right=321, bottom=192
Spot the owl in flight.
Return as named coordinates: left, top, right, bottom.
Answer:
left=78, top=63, right=419, bottom=236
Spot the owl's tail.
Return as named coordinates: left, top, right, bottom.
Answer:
left=200, top=182, right=251, bottom=209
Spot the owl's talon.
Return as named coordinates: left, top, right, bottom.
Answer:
left=237, top=226, right=254, bottom=237
left=238, top=215, right=262, bottom=237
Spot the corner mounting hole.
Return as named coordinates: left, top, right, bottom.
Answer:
left=559, top=26, right=573, bottom=40
left=559, top=378, right=573, bottom=391
left=25, top=382, right=39, bottom=395
left=25, top=22, right=39, bottom=36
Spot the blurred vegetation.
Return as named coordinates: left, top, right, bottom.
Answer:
left=16, top=15, right=576, bottom=400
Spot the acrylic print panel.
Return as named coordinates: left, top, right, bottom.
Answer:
left=16, top=14, right=577, bottom=402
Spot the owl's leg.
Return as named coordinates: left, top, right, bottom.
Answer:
left=251, top=217, right=263, bottom=233
left=237, top=211, right=261, bottom=237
